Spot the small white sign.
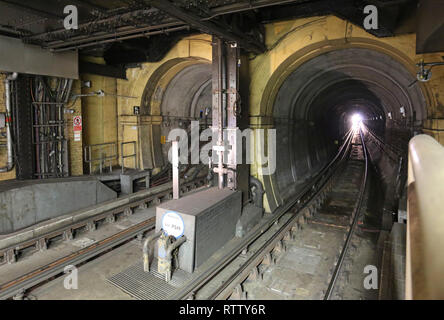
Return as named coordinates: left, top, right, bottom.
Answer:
left=162, top=211, right=185, bottom=239
left=73, top=115, right=82, bottom=142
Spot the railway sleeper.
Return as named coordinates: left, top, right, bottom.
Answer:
left=247, top=266, right=263, bottom=282
left=0, top=179, right=206, bottom=265
left=124, top=207, right=133, bottom=217
left=36, top=238, right=48, bottom=252
left=139, top=202, right=148, bottom=210
left=273, top=240, right=286, bottom=254
left=230, top=284, right=247, bottom=300
left=106, top=214, right=116, bottom=224
left=261, top=252, right=276, bottom=266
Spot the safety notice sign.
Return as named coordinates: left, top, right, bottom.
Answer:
left=73, top=116, right=82, bottom=141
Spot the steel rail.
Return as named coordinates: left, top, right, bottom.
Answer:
left=0, top=176, right=207, bottom=265
left=323, top=127, right=369, bottom=300
left=0, top=217, right=155, bottom=300
left=171, top=129, right=355, bottom=300
left=206, top=129, right=355, bottom=300
left=0, top=173, right=208, bottom=299
left=0, top=130, right=355, bottom=300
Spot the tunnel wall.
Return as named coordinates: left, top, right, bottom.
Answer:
left=249, top=16, right=444, bottom=213
left=110, top=16, right=444, bottom=214
left=117, top=34, right=212, bottom=171
left=81, top=56, right=119, bottom=174
left=364, top=130, right=405, bottom=213
left=0, top=16, right=443, bottom=199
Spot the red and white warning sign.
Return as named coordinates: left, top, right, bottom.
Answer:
left=73, top=116, right=82, bottom=142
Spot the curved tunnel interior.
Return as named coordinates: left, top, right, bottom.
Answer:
left=159, top=63, right=212, bottom=162
left=272, top=48, right=426, bottom=205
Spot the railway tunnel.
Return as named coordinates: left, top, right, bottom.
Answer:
left=0, top=0, right=444, bottom=303
left=259, top=45, right=427, bottom=213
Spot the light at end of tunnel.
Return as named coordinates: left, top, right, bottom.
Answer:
left=351, top=113, right=363, bottom=130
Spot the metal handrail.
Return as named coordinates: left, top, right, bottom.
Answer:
left=84, top=142, right=118, bottom=174
left=121, top=141, right=138, bottom=173
left=406, top=134, right=444, bottom=299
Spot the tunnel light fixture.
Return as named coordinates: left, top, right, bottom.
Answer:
left=351, top=113, right=363, bottom=130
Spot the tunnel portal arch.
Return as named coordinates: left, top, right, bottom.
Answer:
left=138, top=57, right=212, bottom=170
left=255, top=39, right=430, bottom=212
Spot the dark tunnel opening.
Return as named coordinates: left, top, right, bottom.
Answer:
left=271, top=47, right=426, bottom=213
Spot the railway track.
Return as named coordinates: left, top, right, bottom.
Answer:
left=185, top=128, right=371, bottom=300
left=0, top=176, right=208, bottom=300
left=1, top=127, right=371, bottom=301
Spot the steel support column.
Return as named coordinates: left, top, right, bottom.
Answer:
left=211, top=37, right=250, bottom=201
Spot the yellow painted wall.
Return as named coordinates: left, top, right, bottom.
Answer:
left=81, top=73, right=118, bottom=173
left=249, top=16, right=444, bottom=120
left=118, top=34, right=212, bottom=116
left=117, top=34, right=212, bottom=170
left=1, top=15, right=443, bottom=192
left=247, top=15, right=444, bottom=212
left=113, top=16, right=444, bottom=212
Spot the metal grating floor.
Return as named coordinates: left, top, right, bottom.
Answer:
left=107, top=259, right=194, bottom=300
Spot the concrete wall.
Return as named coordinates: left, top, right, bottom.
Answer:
left=0, top=177, right=116, bottom=234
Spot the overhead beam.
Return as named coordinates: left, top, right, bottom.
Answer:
left=0, top=0, right=63, bottom=20
left=206, top=0, right=316, bottom=18
left=26, top=8, right=163, bottom=41
left=67, top=0, right=108, bottom=14
left=0, top=35, right=78, bottom=79
left=147, top=0, right=266, bottom=54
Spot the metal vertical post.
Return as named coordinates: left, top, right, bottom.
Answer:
left=211, top=38, right=248, bottom=196
left=217, top=38, right=225, bottom=189
left=172, top=140, right=180, bottom=199
left=212, top=37, right=228, bottom=189
left=226, top=42, right=240, bottom=190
